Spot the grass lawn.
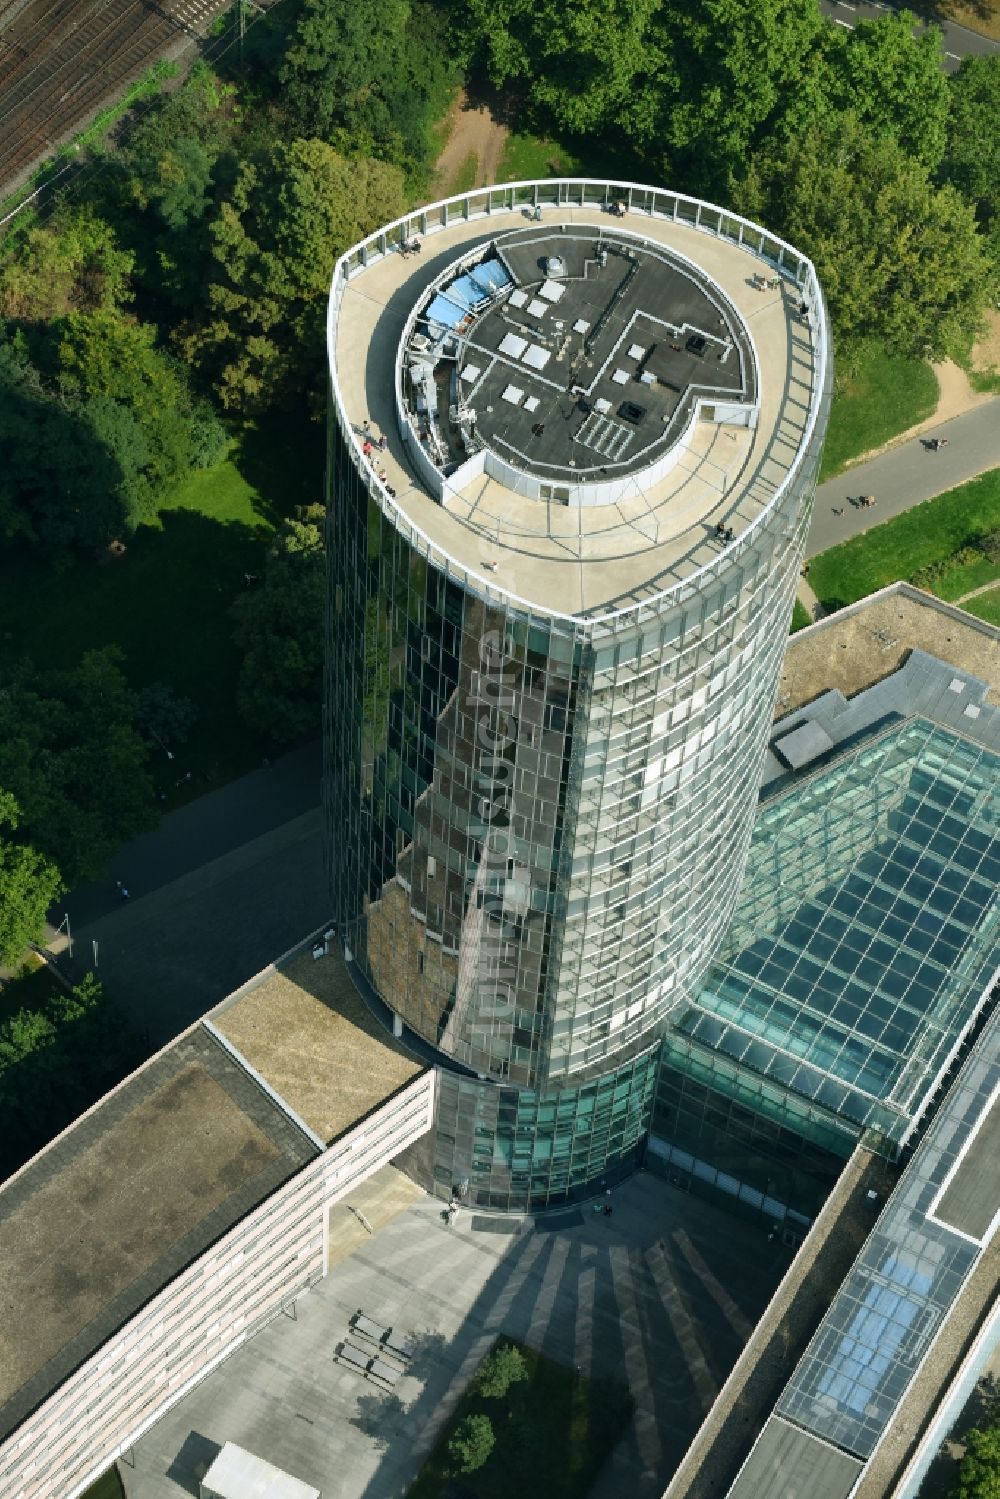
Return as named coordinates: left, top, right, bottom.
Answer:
left=79, top=1468, right=125, bottom=1499
left=409, top=1340, right=633, bottom=1499
left=0, top=957, right=56, bottom=1026
left=963, top=586, right=1000, bottom=627
left=819, top=350, right=938, bottom=481
left=0, top=413, right=324, bottom=796
left=790, top=598, right=812, bottom=633
left=497, top=131, right=585, bottom=183
left=808, top=468, right=1000, bottom=613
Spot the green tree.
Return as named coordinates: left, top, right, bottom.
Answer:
left=460, top=0, right=669, bottom=137
left=0, top=332, right=129, bottom=550
left=0, top=649, right=156, bottom=885
left=279, top=0, right=456, bottom=175
left=0, top=793, right=63, bottom=967
left=477, top=1341, right=528, bottom=1399
left=0, top=969, right=145, bottom=1180
left=657, top=0, right=829, bottom=190
left=55, top=310, right=196, bottom=522
left=952, top=1423, right=1000, bottom=1498
left=0, top=207, right=134, bottom=321
left=447, top=1413, right=495, bottom=1474
left=231, top=505, right=325, bottom=743
left=823, top=13, right=950, bottom=169
left=734, top=112, right=994, bottom=361
left=180, top=138, right=405, bottom=412
left=941, top=56, right=1000, bottom=269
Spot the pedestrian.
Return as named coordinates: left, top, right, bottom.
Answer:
left=362, top=420, right=371, bottom=439
left=118, top=882, right=130, bottom=902
left=378, top=432, right=388, bottom=451
left=832, top=507, right=843, bottom=516
left=362, top=438, right=373, bottom=459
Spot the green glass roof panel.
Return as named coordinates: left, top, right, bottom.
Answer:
left=681, top=719, right=1000, bottom=1140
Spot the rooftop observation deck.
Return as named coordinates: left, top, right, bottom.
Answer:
left=329, top=181, right=828, bottom=625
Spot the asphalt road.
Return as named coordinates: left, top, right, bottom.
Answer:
left=817, top=0, right=1000, bottom=70
left=806, top=398, right=1000, bottom=556
left=52, top=738, right=329, bottom=1044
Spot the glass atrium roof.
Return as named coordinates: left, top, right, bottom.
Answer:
left=678, top=719, right=1000, bottom=1143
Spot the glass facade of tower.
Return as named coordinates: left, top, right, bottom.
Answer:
left=326, top=182, right=832, bottom=1209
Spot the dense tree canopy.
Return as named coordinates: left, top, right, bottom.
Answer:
left=941, top=56, right=1000, bottom=267
left=0, top=970, right=145, bottom=1181
left=0, top=793, right=63, bottom=968
left=0, top=649, right=156, bottom=885
left=0, top=207, right=133, bottom=322
left=231, top=506, right=325, bottom=742
left=179, top=138, right=404, bottom=411
left=952, top=1423, right=1000, bottom=1498
left=278, top=0, right=457, bottom=175
left=733, top=113, right=994, bottom=360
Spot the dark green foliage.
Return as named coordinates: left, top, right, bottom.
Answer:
left=136, top=682, right=198, bottom=748
left=0, top=967, right=146, bottom=1181
left=410, top=1338, right=633, bottom=1498
left=951, top=1423, right=1000, bottom=1498
left=179, top=137, right=404, bottom=412
left=732, top=113, right=993, bottom=361
left=278, top=0, right=458, bottom=178
left=0, top=649, right=156, bottom=885
left=941, top=56, right=1000, bottom=271
left=0, top=338, right=130, bottom=549
left=0, top=792, right=63, bottom=968
left=476, top=1340, right=528, bottom=1399
left=231, top=505, right=326, bottom=743
left=447, top=1414, right=495, bottom=1474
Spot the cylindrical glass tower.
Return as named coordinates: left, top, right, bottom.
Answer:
left=326, top=181, right=831, bottom=1210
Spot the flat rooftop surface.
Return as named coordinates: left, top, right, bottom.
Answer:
left=213, top=949, right=424, bottom=1143
left=778, top=587, right=1000, bottom=715
left=0, top=1027, right=316, bottom=1444
left=934, top=1092, right=1000, bottom=1241
left=728, top=1417, right=863, bottom=1499
left=410, top=227, right=749, bottom=481
left=334, top=200, right=821, bottom=618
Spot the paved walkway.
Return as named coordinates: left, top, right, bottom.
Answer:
left=807, top=401, right=1000, bottom=558
left=48, top=740, right=327, bottom=1045
left=122, top=1172, right=791, bottom=1499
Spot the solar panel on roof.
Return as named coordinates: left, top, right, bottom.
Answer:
left=508, top=289, right=529, bottom=308
left=527, top=299, right=548, bottom=318
left=470, top=260, right=511, bottom=293
left=425, top=294, right=467, bottom=330
left=501, top=385, right=524, bottom=406
left=522, top=345, right=551, bottom=370
left=539, top=279, right=565, bottom=302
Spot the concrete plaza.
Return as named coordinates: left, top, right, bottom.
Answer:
left=122, top=1169, right=790, bottom=1499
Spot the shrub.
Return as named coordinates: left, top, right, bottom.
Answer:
left=447, top=1413, right=495, bottom=1474
left=477, top=1341, right=528, bottom=1399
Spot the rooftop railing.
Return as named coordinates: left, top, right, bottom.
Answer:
left=327, top=179, right=831, bottom=638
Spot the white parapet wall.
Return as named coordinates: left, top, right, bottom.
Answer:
left=0, top=1062, right=434, bottom=1499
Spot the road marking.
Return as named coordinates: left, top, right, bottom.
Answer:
left=945, top=51, right=961, bottom=60
left=834, top=17, right=855, bottom=26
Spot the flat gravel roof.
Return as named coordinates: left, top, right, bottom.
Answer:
left=0, top=1026, right=317, bottom=1444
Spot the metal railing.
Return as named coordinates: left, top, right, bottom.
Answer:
left=326, top=179, right=831, bottom=639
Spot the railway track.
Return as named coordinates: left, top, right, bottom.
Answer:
left=0, top=0, right=230, bottom=194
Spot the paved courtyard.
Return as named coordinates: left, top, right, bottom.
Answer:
left=122, top=1170, right=791, bottom=1499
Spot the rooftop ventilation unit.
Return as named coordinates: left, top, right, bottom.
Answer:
left=545, top=254, right=566, bottom=278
